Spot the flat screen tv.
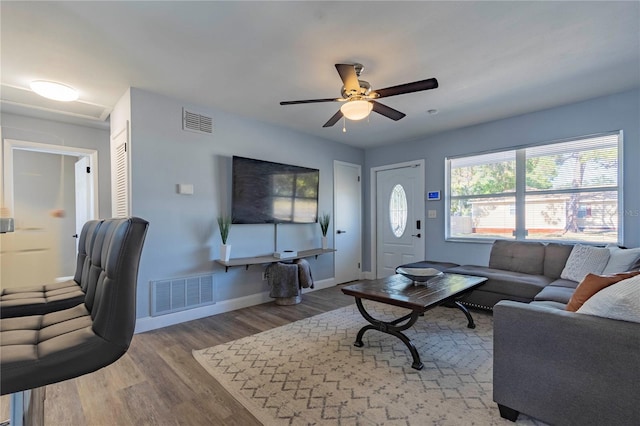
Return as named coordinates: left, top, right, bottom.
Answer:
left=232, top=156, right=319, bottom=224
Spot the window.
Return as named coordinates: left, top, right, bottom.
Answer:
left=389, top=184, right=408, bottom=237
left=446, top=132, right=621, bottom=244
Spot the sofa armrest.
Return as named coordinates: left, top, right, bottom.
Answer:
left=493, top=301, right=640, bottom=425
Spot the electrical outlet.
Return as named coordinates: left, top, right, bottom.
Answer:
left=428, top=210, right=437, bottom=219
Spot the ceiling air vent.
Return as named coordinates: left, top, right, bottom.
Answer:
left=183, top=108, right=213, bottom=134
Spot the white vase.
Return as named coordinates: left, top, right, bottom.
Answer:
left=220, top=244, right=231, bottom=262
left=321, top=236, right=328, bottom=250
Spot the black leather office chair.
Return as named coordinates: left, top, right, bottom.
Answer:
left=0, top=217, right=148, bottom=425
left=0, top=219, right=103, bottom=318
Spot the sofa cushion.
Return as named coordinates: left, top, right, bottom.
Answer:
left=446, top=264, right=553, bottom=300
left=534, top=286, right=575, bottom=305
left=566, top=271, right=640, bottom=312
left=489, top=240, right=545, bottom=275
left=560, top=244, right=610, bottom=282
left=577, top=274, right=640, bottom=323
left=602, top=245, right=640, bottom=274
left=543, top=243, right=574, bottom=278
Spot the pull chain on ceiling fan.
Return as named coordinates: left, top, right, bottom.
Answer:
left=280, top=63, right=438, bottom=128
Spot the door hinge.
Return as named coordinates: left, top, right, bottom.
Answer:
left=357, top=262, right=361, bottom=269
left=86, top=166, right=91, bottom=173
left=357, top=176, right=360, bottom=182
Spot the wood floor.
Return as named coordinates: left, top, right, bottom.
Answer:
left=1, top=284, right=355, bottom=425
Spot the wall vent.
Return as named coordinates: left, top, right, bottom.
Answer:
left=150, top=273, right=214, bottom=316
left=183, top=108, right=213, bottom=134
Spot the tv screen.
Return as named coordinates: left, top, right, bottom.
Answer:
left=232, top=156, right=319, bottom=224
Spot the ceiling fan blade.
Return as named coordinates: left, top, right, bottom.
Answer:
left=372, top=78, right=439, bottom=99
left=280, top=98, right=341, bottom=105
left=371, top=101, right=406, bottom=121
left=322, top=110, right=343, bottom=127
left=335, top=64, right=360, bottom=93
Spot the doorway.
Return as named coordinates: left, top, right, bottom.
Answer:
left=333, top=161, right=362, bottom=284
left=372, top=160, right=425, bottom=279
left=1, top=139, right=98, bottom=289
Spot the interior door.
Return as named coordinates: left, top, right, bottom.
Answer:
left=334, top=161, right=362, bottom=283
left=75, top=156, right=94, bottom=252
left=376, top=164, right=425, bottom=278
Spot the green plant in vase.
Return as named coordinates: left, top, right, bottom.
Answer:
left=217, top=216, right=232, bottom=261
left=319, top=212, right=330, bottom=249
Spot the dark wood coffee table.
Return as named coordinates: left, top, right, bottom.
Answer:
left=341, top=273, right=487, bottom=370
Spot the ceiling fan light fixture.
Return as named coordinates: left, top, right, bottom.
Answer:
left=30, top=80, right=79, bottom=102
left=340, top=100, right=373, bottom=121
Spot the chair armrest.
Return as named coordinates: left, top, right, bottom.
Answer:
left=493, top=301, right=640, bottom=425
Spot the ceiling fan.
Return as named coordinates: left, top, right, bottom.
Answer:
left=280, top=63, right=438, bottom=128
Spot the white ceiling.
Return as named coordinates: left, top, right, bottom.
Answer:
left=1, top=1, right=639, bottom=148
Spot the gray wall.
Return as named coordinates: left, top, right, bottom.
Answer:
left=127, top=88, right=364, bottom=319
left=364, top=89, right=640, bottom=271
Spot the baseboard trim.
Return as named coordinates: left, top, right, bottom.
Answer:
left=134, top=277, right=336, bottom=334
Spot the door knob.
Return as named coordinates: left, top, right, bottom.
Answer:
left=336, top=230, right=346, bottom=234
left=72, top=234, right=78, bottom=239
left=411, top=233, right=421, bottom=238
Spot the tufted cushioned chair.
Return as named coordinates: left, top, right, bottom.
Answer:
left=0, top=219, right=104, bottom=318
left=0, top=217, right=148, bottom=424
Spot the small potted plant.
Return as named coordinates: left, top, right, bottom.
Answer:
left=319, top=212, right=330, bottom=250
left=217, top=216, right=232, bottom=261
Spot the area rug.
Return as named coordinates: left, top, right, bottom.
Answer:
left=193, top=302, right=544, bottom=425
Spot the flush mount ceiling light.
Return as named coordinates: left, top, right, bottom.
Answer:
left=30, top=80, right=79, bottom=102
left=340, top=99, right=373, bottom=121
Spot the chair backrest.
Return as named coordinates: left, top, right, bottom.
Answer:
left=76, top=219, right=103, bottom=290
left=89, top=217, right=148, bottom=349
left=83, top=219, right=119, bottom=310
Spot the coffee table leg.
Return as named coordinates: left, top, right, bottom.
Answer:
left=453, top=301, right=475, bottom=329
left=353, top=297, right=424, bottom=370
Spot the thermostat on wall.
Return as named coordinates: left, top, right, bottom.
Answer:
left=427, top=191, right=440, bottom=201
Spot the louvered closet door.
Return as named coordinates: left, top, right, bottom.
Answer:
left=111, top=122, right=130, bottom=218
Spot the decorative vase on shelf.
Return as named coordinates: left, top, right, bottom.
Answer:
left=319, top=212, right=330, bottom=250
left=220, top=244, right=231, bottom=262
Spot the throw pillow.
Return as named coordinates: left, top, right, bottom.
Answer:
left=560, top=244, right=610, bottom=282
left=601, top=245, right=640, bottom=274
left=576, top=274, right=640, bottom=323
left=566, top=271, right=640, bottom=312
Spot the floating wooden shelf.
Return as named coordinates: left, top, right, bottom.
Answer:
left=215, top=248, right=336, bottom=272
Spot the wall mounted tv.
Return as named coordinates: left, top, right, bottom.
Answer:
left=232, top=156, right=319, bottom=224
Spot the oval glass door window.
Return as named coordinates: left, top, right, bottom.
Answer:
left=389, top=184, right=408, bottom=237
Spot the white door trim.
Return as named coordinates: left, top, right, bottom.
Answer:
left=369, top=159, right=425, bottom=280
left=2, top=139, right=99, bottom=219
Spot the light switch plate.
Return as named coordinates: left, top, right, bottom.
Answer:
left=428, top=210, right=437, bottom=219
left=177, top=184, right=194, bottom=195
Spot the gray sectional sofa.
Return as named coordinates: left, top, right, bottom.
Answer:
left=400, top=240, right=640, bottom=425
left=445, top=240, right=577, bottom=309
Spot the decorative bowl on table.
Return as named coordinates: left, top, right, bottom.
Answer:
left=395, top=267, right=443, bottom=283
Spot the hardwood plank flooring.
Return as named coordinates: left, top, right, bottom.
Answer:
left=1, top=284, right=355, bottom=425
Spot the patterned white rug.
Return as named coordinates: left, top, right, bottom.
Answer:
left=193, top=301, right=545, bottom=425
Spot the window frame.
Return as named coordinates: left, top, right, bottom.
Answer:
left=445, top=131, right=623, bottom=245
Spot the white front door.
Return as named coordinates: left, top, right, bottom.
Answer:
left=334, top=161, right=362, bottom=284
left=375, top=162, right=425, bottom=278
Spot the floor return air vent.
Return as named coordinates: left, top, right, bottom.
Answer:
left=150, top=273, right=214, bottom=316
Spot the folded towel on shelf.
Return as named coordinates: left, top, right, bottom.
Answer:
left=295, top=258, right=314, bottom=289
